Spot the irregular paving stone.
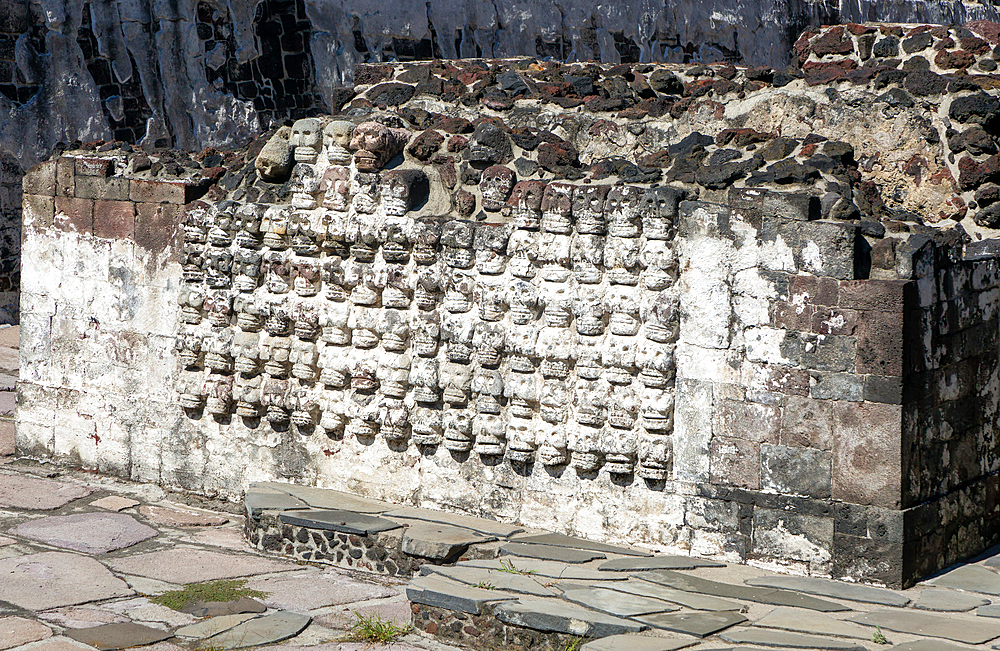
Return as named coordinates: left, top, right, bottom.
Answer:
left=313, top=599, right=411, bottom=630
left=581, top=635, right=695, bottom=651
left=511, top=533, right=651, bottom=557
left=980, top=604, right=1000, bottom=617
left=609, top=579, right=743, bottom=611
left=65, top=623, right=172, bottom=650
left=914, top=587, right=990, bottom=611
left=634, top=611, right=746, bottom=637
left=600, top=556, right=724, bottom=571
left=37, top=608, right=130, bottom=629
left=383, top=506, right=523, bottom=537
left=0, top=552, right=133, bottom=610
left=719, top=629, right=866, bottom=649
left=249, top=483, right=390, bottom=513
left=848, top=609, right=1000, bottom=644
left=0, top=536, right=14, bottom=546
left=243, top=488, right=307, bottom=518
left=745, top=575, right=909, bottom=606
left=422, top=564, right=559, bottom=596
left=500, top=542, right=606, bottom=564
left=98, top=598, right=195, bottom=628
left=278, top=509, right=401, bottom=535
left=0, top=616, right=53, bottom=650
left=186, top=528, right=247, bottom=550
left=10, top=512, right=158, bottom=554
left=175, top=614, right=259, bottom=640
left=106, top=549, right=297, bottom=584
left=181, top=598, right=267, bottom=618
left=0, top=475, right=92, bottom=510
left=458, top=558, right=624, bottom=580
left=89, top=496, right=140, bottom=512
left=17, top=637, right=106, bottom=651
left=400, top=523, right=495, bottom=560
left=560, top=587, right=678, bottom=617
left=891, top=641, right=973, bottom=650
left=642, top=571, right=848, bottom=612
left=928, top=564, right=1000, bottom=595
left=494, top=598, right=647, bottom=637
left=753, top=606, right=871, bottom=639
left=245, top=569, right=397, bottom=611
left=406, top=575, right=518, bottom=614
left=138, top=505, right=229, bottom=527
left=198, top=612, right=311, bottom=649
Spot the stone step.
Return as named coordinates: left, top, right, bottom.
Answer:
left=406, top=575, right=519, bottom=614
left=277, top=509, right=402, bottom=535
left=848, top=609, right=1000, bottom=645
left=494, top=598, right=648, bottom=638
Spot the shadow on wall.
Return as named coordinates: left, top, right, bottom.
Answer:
left=0, top=152, right=20, bottom=325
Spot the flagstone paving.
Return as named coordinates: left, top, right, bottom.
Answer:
left=10, top=513, right=157, bottom=554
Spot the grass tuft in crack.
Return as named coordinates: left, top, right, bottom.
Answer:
left=149, top=579, right=267, bottom=611
left=347, top=611, right=412, bottom=644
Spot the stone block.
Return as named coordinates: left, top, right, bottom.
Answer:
left=22, top=160, right=55, bottom=196
left=809, top=371, right=863, bottom=401
left=856, top=310, right=904, bottom=376
left=793, top=220, right=857, bottom=280
left=712, top=399, right=779, bottom=442
left=760, top=443, right=832, bottom=498
left=709, top=436, right=760, bottom=489
left=811, top=306, right=859, bottom=335
left=782, top=332, right=856, bottom=372
left=752, top=508, right=833, bottom=567
left=74, top=157, right=113, bottom=177
left=23, top=195, right=54, bottom=230
left=53, top=197, right=93, bottom=234
left=744, top=363, right=810, bottom=397
left=864, top=375, right=903, bottom=403
left=788, top=274, right=839, bottom=306
left=771, top=300, right=813, bottom=330
left=55, top=157, right=74, bottom=196
left=130, top=179, right=185, bottom=204
left=93, top=201, right=136, bottom=240
left=75, top=176, right=130, bottom=201
left=838, top=279, right=910, bottom=311
left=779, top=396, right=835, bottom=450
left=832, top=402, right=901, bottom=508
left=831, top=533, right=903, bottom=587
left=134, top=203, right=182, bottom=254
left=832, top=502, right=904, bottom=543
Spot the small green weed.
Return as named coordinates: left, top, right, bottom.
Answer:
left=149, top=579, right=267, bottom=611
left=347, top=611, right=412, bottom=644
left=497, top=558, right=536, bottom=575
left=872, top=625, right=889, bottom=645
left=475, top=581, right=496, bottom=590
left=562, top=637, right=584, bottom=651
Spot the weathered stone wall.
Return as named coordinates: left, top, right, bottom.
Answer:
left=16, top=40, right=1000, bottom=587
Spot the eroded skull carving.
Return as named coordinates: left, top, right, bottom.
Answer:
left=234, top=203, right=265, bottom=249
left=380, top=169, right=429, bottom=217
left=441, top=220, right=475, bottom=269
left=480, top=165, right=515, bottom=212
left=290, top=164, right=321, bottom=210
left=572, top=185, right=610, bottom=234
left=641, top=186, right=684, bottom=240
left=507, top=180, right=546, bottom=229
left=233, top=249, right=262, bottom=293
left=207, top=200, right=237, bottom=247
left=605, top=185, right=644, bottom=237
left=474, top=224, right=511, bottom=275
left=350, top=122, right=411, bottom=171
left=467, top=121, right=512, bottom=165
left=324, top=120, right=356, bottom=165
left=638, top=432, right=672, bottom=480
left=320, top=166, right=351, bottom=213
left=289, top=118, right=324, bottom=163
left=541, top=182, right=574, bottom=234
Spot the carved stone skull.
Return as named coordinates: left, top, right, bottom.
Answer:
left=572, top=184, right=610, bottom=235
left=323, top=120, right=356, bottom=165
left=380, top=169, right=429, bottom=217
left=349, top=122, right=411, bottom=171
left=479, top=165, right=515, bottom=212
left=289, top=118, right=323, bottom=163
left=507, top=180, right=546, bottom=229
left=540, top=182, right=574, bottom=234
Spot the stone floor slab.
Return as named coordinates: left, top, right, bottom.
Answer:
left=137, top=506, right=228, bottom=527
left=0, top=535, right=14, bottom=546
left=198, top=612, right=311, bottom=650
left=494, top=598, right=647, bottom=638
left=745, top=575, right=909, bottom=607
left=914, top=587, right=990, bottom=611
left=249, top=483, right=390, bottom=514
left=0, top=475, right=92, bottom=510
left=891, top=642, right=972, bottom=651
left=0, top=552, right=133, bottom=610
left=753, top=606, right=872, bottom=639
left=581, top=634, right=695, bottom=651
left=981, top=604, right=1000, bottom=618
left=64, top=623, right=171, bottom=650
left=510, top=533, right=652, bottom=557
left=848, top=609, right=1000, bottom=644
left=37, top=608, right=130, bottom=630
left=634, top=611, right=746, bottom=637
left=407, top=575, right=519, bottom=614
left=459, top=558, right=624, bottom=580
left=10, top=513, right=158, bottom=554
left=400, top=523, right=494, bottom=560
left=422, top=564, right=559, bottom=596
left=384, top=506, right=524, bottom=538
left=719, top=629, right=866, bottom=650
left=14, top=637, right=101, bottom=651
left=927, top=564, right=1000, bottom=596
left=106, top=548, right=298, bottom=584
left=0, top=616, right=53, bottom=650
left=640, top=571, right=848, bottom=612
left=89, top=497, right=140, bottom=512
left=278, top=510, right=401, bottom=535
left=245, top=569, right=397, bottom=611
left=313, top=599, right=412, bottom=630
left=609, top=579, right=743, bottom=611
left=244, top=488, right=308, bottom=518
left=561, top=587, right=678, bottom=617
left=180, top=598, right=267, bottom=618
left=174, top=614, right=259, bottom=640
left=98, top=598, right=195, bottom=628
left=599, top=556, right=725, bottom=572
left=500, top=542, right=606, bottom=564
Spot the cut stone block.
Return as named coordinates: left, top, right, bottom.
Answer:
left=459, top=558, right=623, bottom=580
left=383, top=506, right=524, bottom=537
left=848, top=609, right=1000, bottom=644
left=510, top=533, right=651, bottom=557
left=0, top=475, right=92, bottom=510
left=401, top=523, right=495, bottom=560
left=278, top=509, right=401, bottom=535
left=175, top=614, right=260, bottom=640
left=406, top=575, right=518, bottom=614
left=106, top=548, right=298, bottom=584
left=581, top=635, right=695, bottom=651
left=500, top=542, right=606, bottom=564
left=249, top=483, right=390, bottom=513
left=914, top=587, right=990, bottom=611
left=0, top=616, right=53, bottom=650
left=561, top=587, right=678, bottom=617
left=180, top=598, right=267, bottom=618
left=421, top=564, right=559, bottom=596
left=10, top=512, right=158, bottom=554
left=600, top=556, right=724, bottom=572
left=89, top=496, right=140, bottom=512
left=244, top=488, right=307, bottom=518
left=926, top=564, right=1000, bottom=596
left=634, top=610, right=746, bottom=637
left=609, top=579, right=743, bottom=611
left=745, top=575, right=909, bottom=606
left=0, top=552, right=133, bottom=610
left=65, top=623, right=172, bottom=650
left=138, top=505, right=229, bottom=527
left=494, top=598, right=647, bottom=637
left=641, top=570, right=848, bottom=611
left=245, top=568, right=397, bottom=611
left=754, top=606, right=872, bottom=639
left=719, top=629, right=866, bottom=649
left=197, top=612, right=311, bottom=649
